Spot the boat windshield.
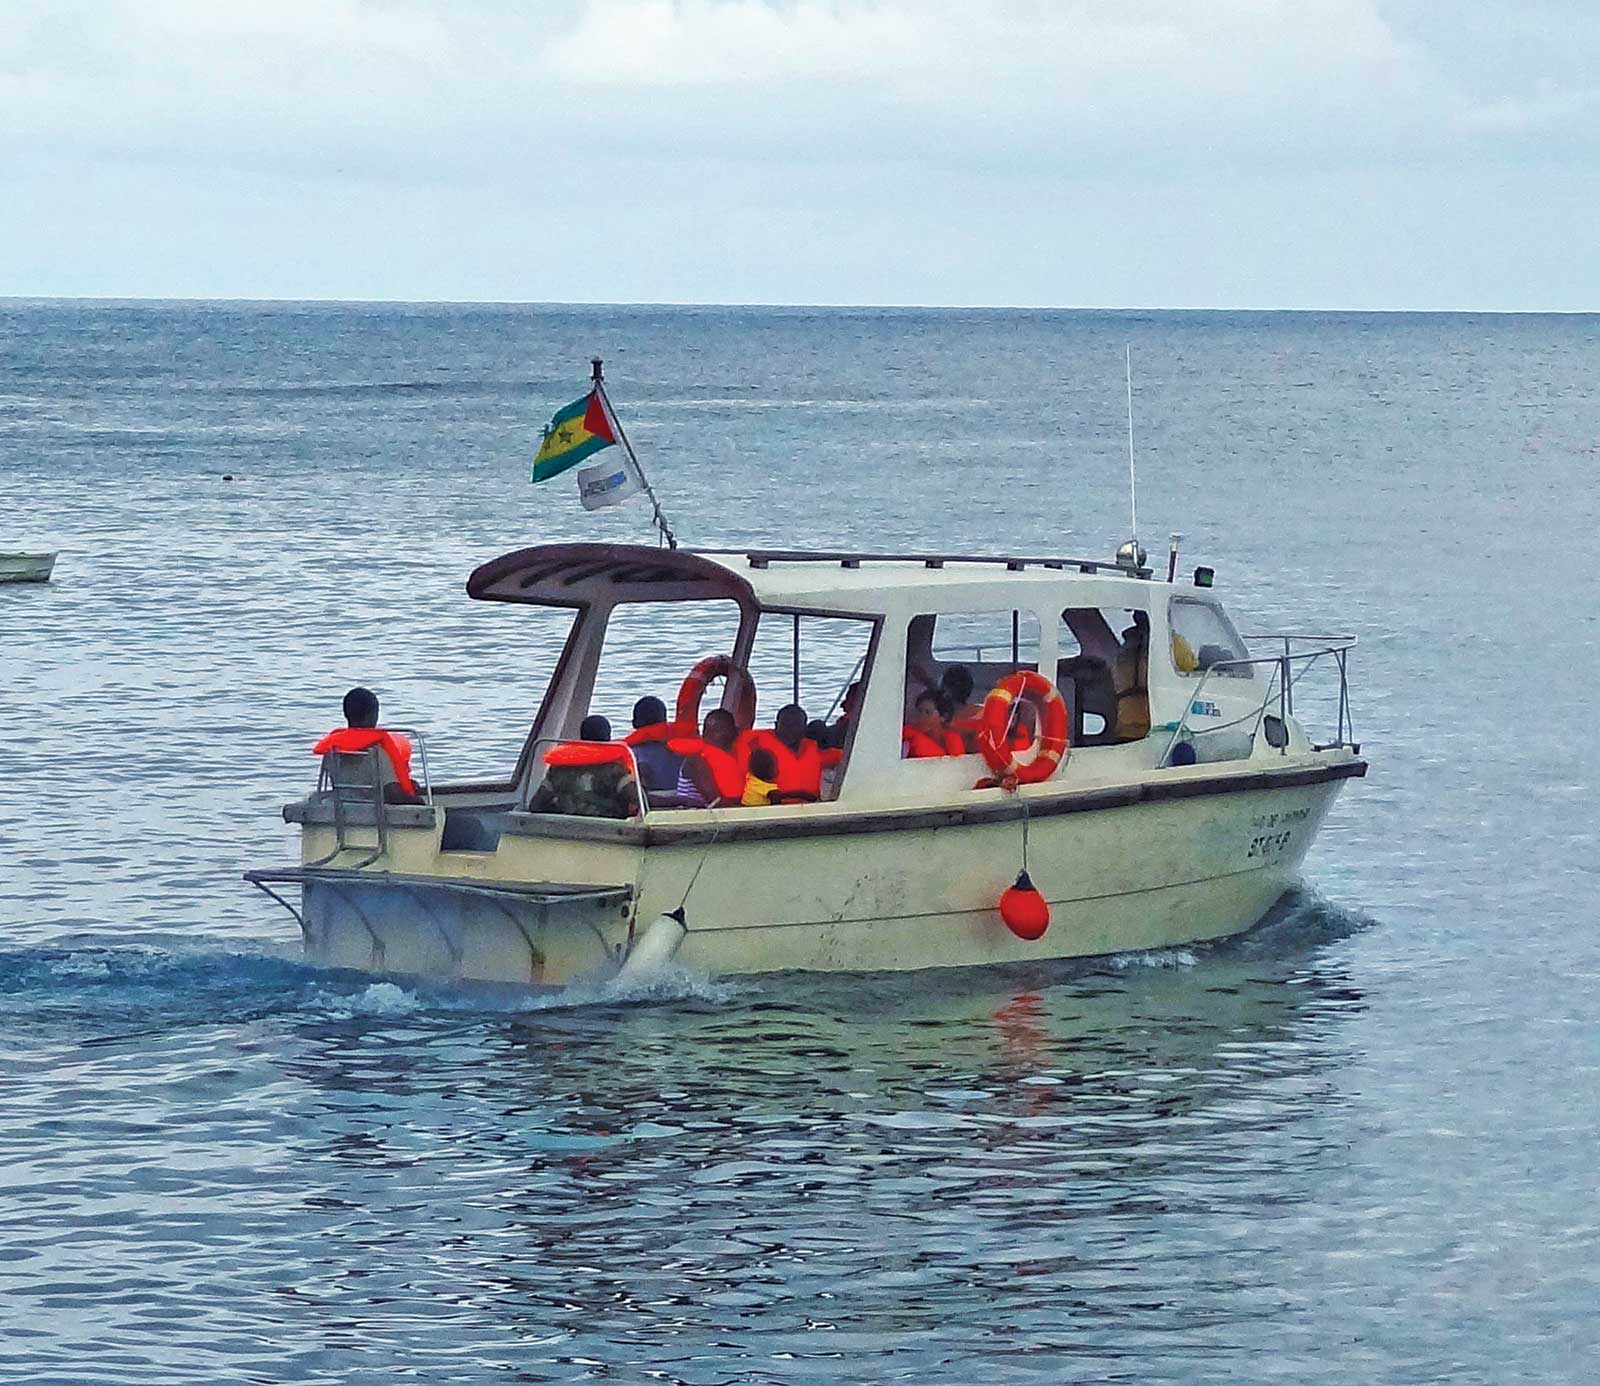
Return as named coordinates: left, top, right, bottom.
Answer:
left=589, top=599, right=744, bottom=731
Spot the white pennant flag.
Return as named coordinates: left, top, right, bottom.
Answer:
left=576, top=455, right=645, bottom=511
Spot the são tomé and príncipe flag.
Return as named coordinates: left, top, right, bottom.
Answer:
left=532, top=390, right=616, bottom=483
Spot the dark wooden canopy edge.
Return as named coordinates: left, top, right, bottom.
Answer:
left=467, top=542, right=755, bottom=605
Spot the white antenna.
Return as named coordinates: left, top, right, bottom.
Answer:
left=1124, top=344, right=1138, bottom=546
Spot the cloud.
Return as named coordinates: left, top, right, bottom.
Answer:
left=1, top=0, right=1596, bottom=178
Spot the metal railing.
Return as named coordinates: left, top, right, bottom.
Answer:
left=310, top=727, right=433, bottom=805
left=1162, top=633, right=1357, bottom=763
left=387, top=726, right=433, bottom=805
left=306, top=728, right=435, bottom=868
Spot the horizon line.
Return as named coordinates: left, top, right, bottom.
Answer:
left=3, top=293, right=1598, bottom=315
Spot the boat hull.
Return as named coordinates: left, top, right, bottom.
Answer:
left=0, top=552, right=56, bottom=583
left=286, top=756, right=1360, bottom=985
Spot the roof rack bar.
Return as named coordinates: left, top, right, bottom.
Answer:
left=686, top=547, right=1141, bottom=576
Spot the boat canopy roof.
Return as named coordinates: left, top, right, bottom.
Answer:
left=468, top=542, right=1157, bottom=615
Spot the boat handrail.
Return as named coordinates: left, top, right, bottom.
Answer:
left=385, top=726, right=433, bottom=806
left=1240, top=631, right=1358, bottom=647
left=687, top=546, right=1152, bottom=577
left=1161, top=636, right=1358, bottom=763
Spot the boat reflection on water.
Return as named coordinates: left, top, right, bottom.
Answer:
left=267, top=892, right=1373, bottom=1370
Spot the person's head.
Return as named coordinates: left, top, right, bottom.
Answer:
left=774, top=703, right=808, bottom=751
left=940, top=664, right=974, bottom=707
left=703, top=708, right=737, bottom=750
left=343, top=686, right=380, bottom=728
left=632, top=695, right=667, bottom=730
left=579, top=714, right=612, bottom=742
left=913, top=689, right=949, bottom=737
left=841, top=680, right=863, bottom=718
left=747, top=746, right=778, bottom=783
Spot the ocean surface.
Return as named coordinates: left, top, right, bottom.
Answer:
left=2, top=300, right=1597, bottom=1383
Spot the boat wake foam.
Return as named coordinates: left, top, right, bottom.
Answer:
left=1219, top=886, right=1381, bottom=957
left=0, top=941, right=741, bottom=1035
left=1107, top=948, right=1199, bottom=971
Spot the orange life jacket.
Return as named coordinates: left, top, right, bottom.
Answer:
left=544, top=741, right=633, bottom=769
left=623, top=723, right=672, bottom=748
left=743, top=730, right=842, bottom=797
left=312, top=726, right=417, bottom=796
left=667, top=737, right=746, bottom=802
left=901, top=726, right=964, bottom=759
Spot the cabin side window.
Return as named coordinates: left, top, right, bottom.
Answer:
left=904, top=610, right=1040, bottom=758
left=745, top=610, right=875, bottom=758
left=1058, top=607, right=1154, bottom=745
left=1168, top=598, right=1252, bottom=678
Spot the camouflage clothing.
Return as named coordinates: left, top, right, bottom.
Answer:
left=529, top=763, right=637, bottom=819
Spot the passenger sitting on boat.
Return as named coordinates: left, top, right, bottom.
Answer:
left=623, top=695, right=682, bottom=792
left=744, top=703, right=842, bottom=802
left=742, top=747, right=779, bottom=806
left=939, top=665, right=984, bottom=751
left=1112, top=612, right=1152, bottom=741
left=668, top=709, right=746, bottom=807
left=528, top=715, right=640, bottom=819
left=312, top=686, right=422, bottom=803
left=812, top=680, right=862, bottom=752
left=902, top=690, right=964, bottom=758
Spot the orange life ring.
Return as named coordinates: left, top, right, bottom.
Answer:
left=676, top=654, right=757, bottom=733
left=975, top=671, right=1069, bottom=787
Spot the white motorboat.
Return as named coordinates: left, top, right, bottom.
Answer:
left=0, top=552, right=57, bottom=583
left=248, top=539, right=1365, bottom=985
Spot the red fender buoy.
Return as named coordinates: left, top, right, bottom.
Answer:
left=999, top=869, right=1050, bottom=941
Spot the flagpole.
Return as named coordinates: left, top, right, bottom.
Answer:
left=590, top=358, right=678, bottom=550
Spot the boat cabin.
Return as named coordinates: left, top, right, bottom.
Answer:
left=461, top=542, right=1261, bottom=814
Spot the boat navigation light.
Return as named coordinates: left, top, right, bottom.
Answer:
left=1194, top=565, right=1215, bottom=588
left=1167, top=533, right=1183, bottom=583
left=1115, top=539, right=1147, bottom=574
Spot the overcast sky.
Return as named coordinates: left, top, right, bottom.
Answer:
left=5, top=0, right=1598, bottom=308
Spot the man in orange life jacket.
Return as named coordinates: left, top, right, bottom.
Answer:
left=744, top=703, right=841, bottom=802
left=622, top=695, right=682, bottom=793
left=312, top=686, right=422, bottom=803
left=670, top=708, right=746, bottom=807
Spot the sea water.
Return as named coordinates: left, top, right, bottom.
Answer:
left=2, top=301, right=1597, bottom=1383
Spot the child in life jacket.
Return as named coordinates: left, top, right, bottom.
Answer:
left=742, top=746, right=779, bottom=806
left=743, top=704, right=841, bottom=803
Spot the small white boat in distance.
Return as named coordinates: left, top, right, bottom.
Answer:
left=0, top=552, right=57, bottom=583
left=248, top=539, right=1366, bottom=986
